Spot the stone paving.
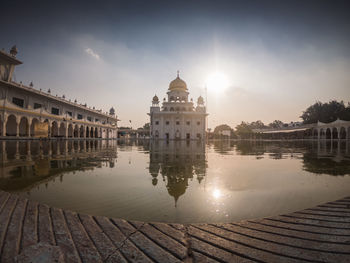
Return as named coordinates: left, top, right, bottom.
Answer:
left=0, top=191, right=349, bottom=262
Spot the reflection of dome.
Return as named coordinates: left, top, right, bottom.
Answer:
left=166, top=177, right=188, bottom=207
left=169, top=72, right=187, bottom=91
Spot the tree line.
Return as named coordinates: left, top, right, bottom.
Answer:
left=213, top=100, right=350, bottom=138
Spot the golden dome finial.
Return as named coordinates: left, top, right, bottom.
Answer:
left=169, top=71, right=187, bottom=91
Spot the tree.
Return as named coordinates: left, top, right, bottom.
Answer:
left=213, top=124, right=235, bottom=138
left=143, top=123, right=150, bottom=130
left=268, top=120, right=284, bottom=128
left=249, top=120, right=266, bottom=129
left=213, top=124, right=232, bottom=134
left=300, top=100, right=350, bottom=124
left=235, top=122, right=253, bottom=138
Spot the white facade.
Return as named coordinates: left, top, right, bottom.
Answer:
left=0, top=46, right=118, bottom=139
left=149, top=73, right=207, bottom=140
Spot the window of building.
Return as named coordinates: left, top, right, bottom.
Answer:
left=155, top=121, right=159, bottom=125
left=166, top=121, right=170, bottom=125
left=34, top=103, right=42, bottom=109
left=95, top=118, right=99, bottom=122
left=12, top=97, right=24, bottom=108
left=176, top=121, right=180, bottom=125
left=77, top=114, right=83, bottom=120
left=87, top=116, right=92, bottom=121
left=51, top=107, right=59, bottom=115
left=66, top=111, right=73, bottom=117
left=197, top=121, right=201, bottom=125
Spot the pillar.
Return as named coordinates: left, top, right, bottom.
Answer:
left=317, top=129, right=320, bottom=141
left=330, top=129, right=333, bottom=140
left=337, top=127, right=340, bottom=140
left=16, top=123, right=19, bottom=137
left=3, top=121, right=6, bottom=137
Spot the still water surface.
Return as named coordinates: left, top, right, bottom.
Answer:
left=0, top=140, right=350, bottom=223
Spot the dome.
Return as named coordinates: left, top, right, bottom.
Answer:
left=169, top=72, right=187, bottom=91
left=197, top=96, right=204, bottom=105
left=152, top=94, right=159, bottom=102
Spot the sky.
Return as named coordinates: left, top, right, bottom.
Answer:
left=2, top=0, right=350, bottom=128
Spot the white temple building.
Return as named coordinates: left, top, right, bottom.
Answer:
left=149, top=72, right=207, bottom=140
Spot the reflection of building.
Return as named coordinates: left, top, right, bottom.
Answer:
left=148, top=141, right=207, bottom=206
left=149, top=72, right=207, bottom=140
left=0, top=140, right=117, bottom=191
left=0, top=46, right=118, bottom=139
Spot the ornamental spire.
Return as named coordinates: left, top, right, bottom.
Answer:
left=177, top=70, right=179, bottom=78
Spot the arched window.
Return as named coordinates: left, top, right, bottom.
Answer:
left=170, top=107, right=174, bottom=111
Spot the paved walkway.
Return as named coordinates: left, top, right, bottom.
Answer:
left=0, top=191, right=349, bottom=262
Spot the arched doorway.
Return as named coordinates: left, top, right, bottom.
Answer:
left=6, top=115, right=17, bottom=136
left=326, top=128, right=331, bottom=139
left=332, top=127, right=338, bottom=140
left=80, top=126, right=84, bottom=138
left=90, top=127, right=94, bottom=138
left=94, top=127, right=98, bottom=138
left=30, top=118, right=39, bottom=137
left=19, top=117, right=29, bottom=136
left=74, top=125, right=79, bottom=138
left=86, top=126, right=90, bottom=138
left=312, top=129, right=318, bottom=139
left=320, top=128, right=325, bottom=139
left=339, top=127, right=346, bottom=139
left=51, top=121, right=59, bottom=137
left=68, top=124, right=73, bottom=138
left=59, top=123, right=66, bottom=137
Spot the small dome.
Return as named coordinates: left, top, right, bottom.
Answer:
left=197, top=96, right=204, bottom=105
left=169, top=71, right=187, bottom=91
left=10, top=45, right=18, bottom=57
left=109, top=107, right=115, bottom=115
left=152, top=94, right=159, bottom=102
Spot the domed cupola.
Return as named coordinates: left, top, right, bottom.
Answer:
left=169, top=71, right=187, bottom=91
left=197, top=96, right=204, bottom=105
left=152, top=94, right=159, bottom=103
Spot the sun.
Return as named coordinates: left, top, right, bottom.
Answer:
left=206, top=72, right=229, bottom=93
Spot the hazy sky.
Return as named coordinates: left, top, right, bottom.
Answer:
left=2, top=0, right=350, bottom=128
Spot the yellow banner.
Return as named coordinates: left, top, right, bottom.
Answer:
left=34, top=122, right=49, bottom=137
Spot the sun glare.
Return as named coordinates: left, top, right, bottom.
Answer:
left=206, top=72, right=229, bottom=93
left=212, top=188, right=222, bottom=199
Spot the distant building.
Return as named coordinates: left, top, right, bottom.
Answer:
left=0, top=46, right=118, bottom=138
left=149, top=72, right=207, bottom=140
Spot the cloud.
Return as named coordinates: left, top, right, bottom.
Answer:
left=85, top=48, right=100, bottom=60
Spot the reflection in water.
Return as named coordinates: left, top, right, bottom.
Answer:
left=0, top=139, right=349, bottom=223
left=149, top=141, right=206, bottom=206
left=0, top=140, right=117, bottom=192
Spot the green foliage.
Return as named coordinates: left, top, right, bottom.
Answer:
left=249, top=120, right=266, bottom=129
left=235, top=122, right=253, bottom=138
left=268, top=120, right=284, bottom=128
left=143, top=123, right=150, bottom=130
left=300, top=100, right=350, bottom=124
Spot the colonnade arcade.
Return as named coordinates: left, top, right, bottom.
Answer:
left=312, top=120, right=350, bottom=140
left=0, top=113, right=111, bottom=138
